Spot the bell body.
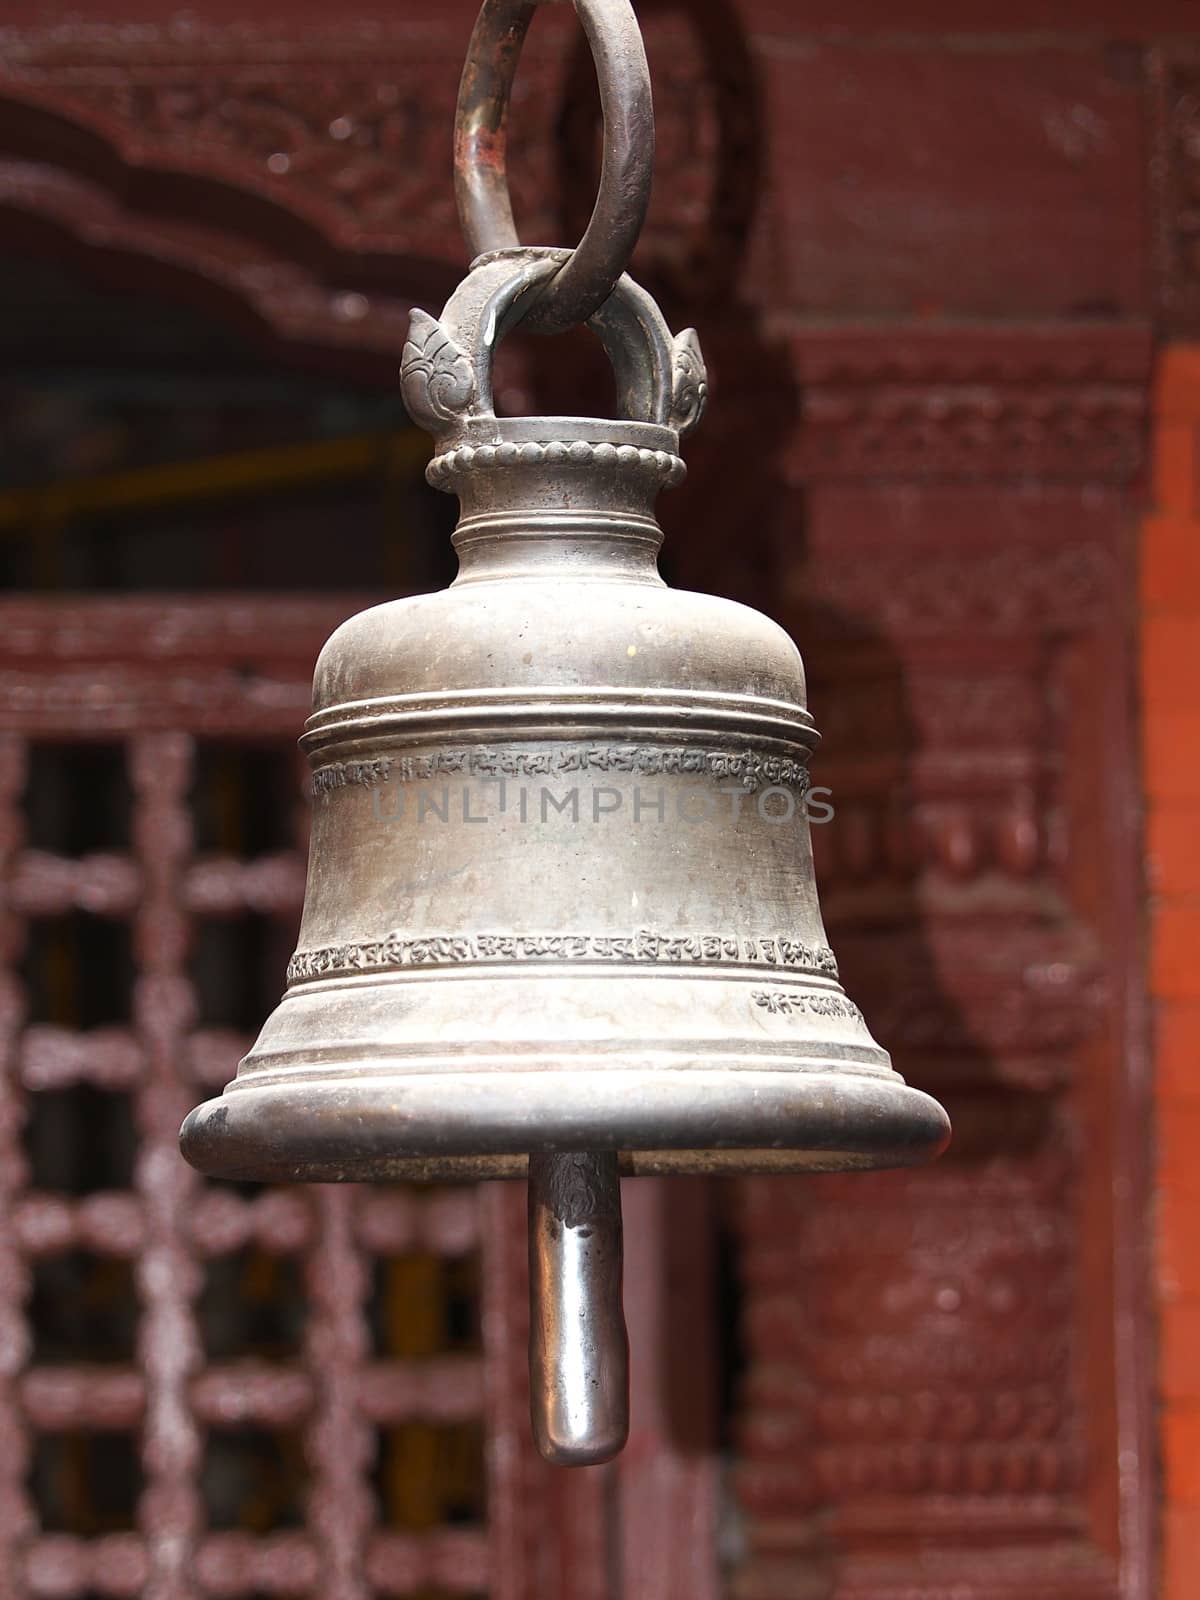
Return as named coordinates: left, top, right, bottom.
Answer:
left=181, top=252, right=948, bottom=1183
left=181, top=417, right=948, bottom=1181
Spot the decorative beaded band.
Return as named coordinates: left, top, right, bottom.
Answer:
left=426, top=440, right=687, bottom=491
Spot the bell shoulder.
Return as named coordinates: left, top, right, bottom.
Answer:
left=309, top=581, right=809, bottom=716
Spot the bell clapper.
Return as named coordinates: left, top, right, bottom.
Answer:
left=528, top=1151, right=629, bottom=1465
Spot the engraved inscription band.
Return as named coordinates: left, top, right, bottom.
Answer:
left=287, top=931, right=839, bottom=986
left=753, top=990, right=862, bottom=1020
left=312, top=744, right=813, bottom=797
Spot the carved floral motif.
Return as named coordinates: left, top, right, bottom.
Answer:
left=670, top=328, right=708, bottom=436
left=399, top=311, right=475, bottom=430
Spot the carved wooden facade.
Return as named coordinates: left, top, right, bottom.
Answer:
left=0, top=0, right=1189, bottom=1596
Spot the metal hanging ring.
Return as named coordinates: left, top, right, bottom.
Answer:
left=454, top=0, right=654, bottom=338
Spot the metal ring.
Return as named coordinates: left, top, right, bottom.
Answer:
left=454, top=0, right=654, bottom=337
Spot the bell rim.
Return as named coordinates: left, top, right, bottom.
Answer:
left=179, top=1064, right=951, bottom=1183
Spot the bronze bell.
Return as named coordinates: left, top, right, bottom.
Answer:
left=180, top=0, right=950, bottom=1467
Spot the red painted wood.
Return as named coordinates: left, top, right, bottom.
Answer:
left=747, top=46, right=1149, bottom=319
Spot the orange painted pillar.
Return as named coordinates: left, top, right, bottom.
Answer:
left=1146, top=349, right=1200, bottom=1600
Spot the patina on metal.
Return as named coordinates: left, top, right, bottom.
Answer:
left=454, top=0, right=654, bottom=335
left=180, top=0, right=950, bottom=1467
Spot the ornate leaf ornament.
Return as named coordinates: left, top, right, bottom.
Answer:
left=670, top=327, right=708, bottom=436
left=400, top=310, right=476, bottom=430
